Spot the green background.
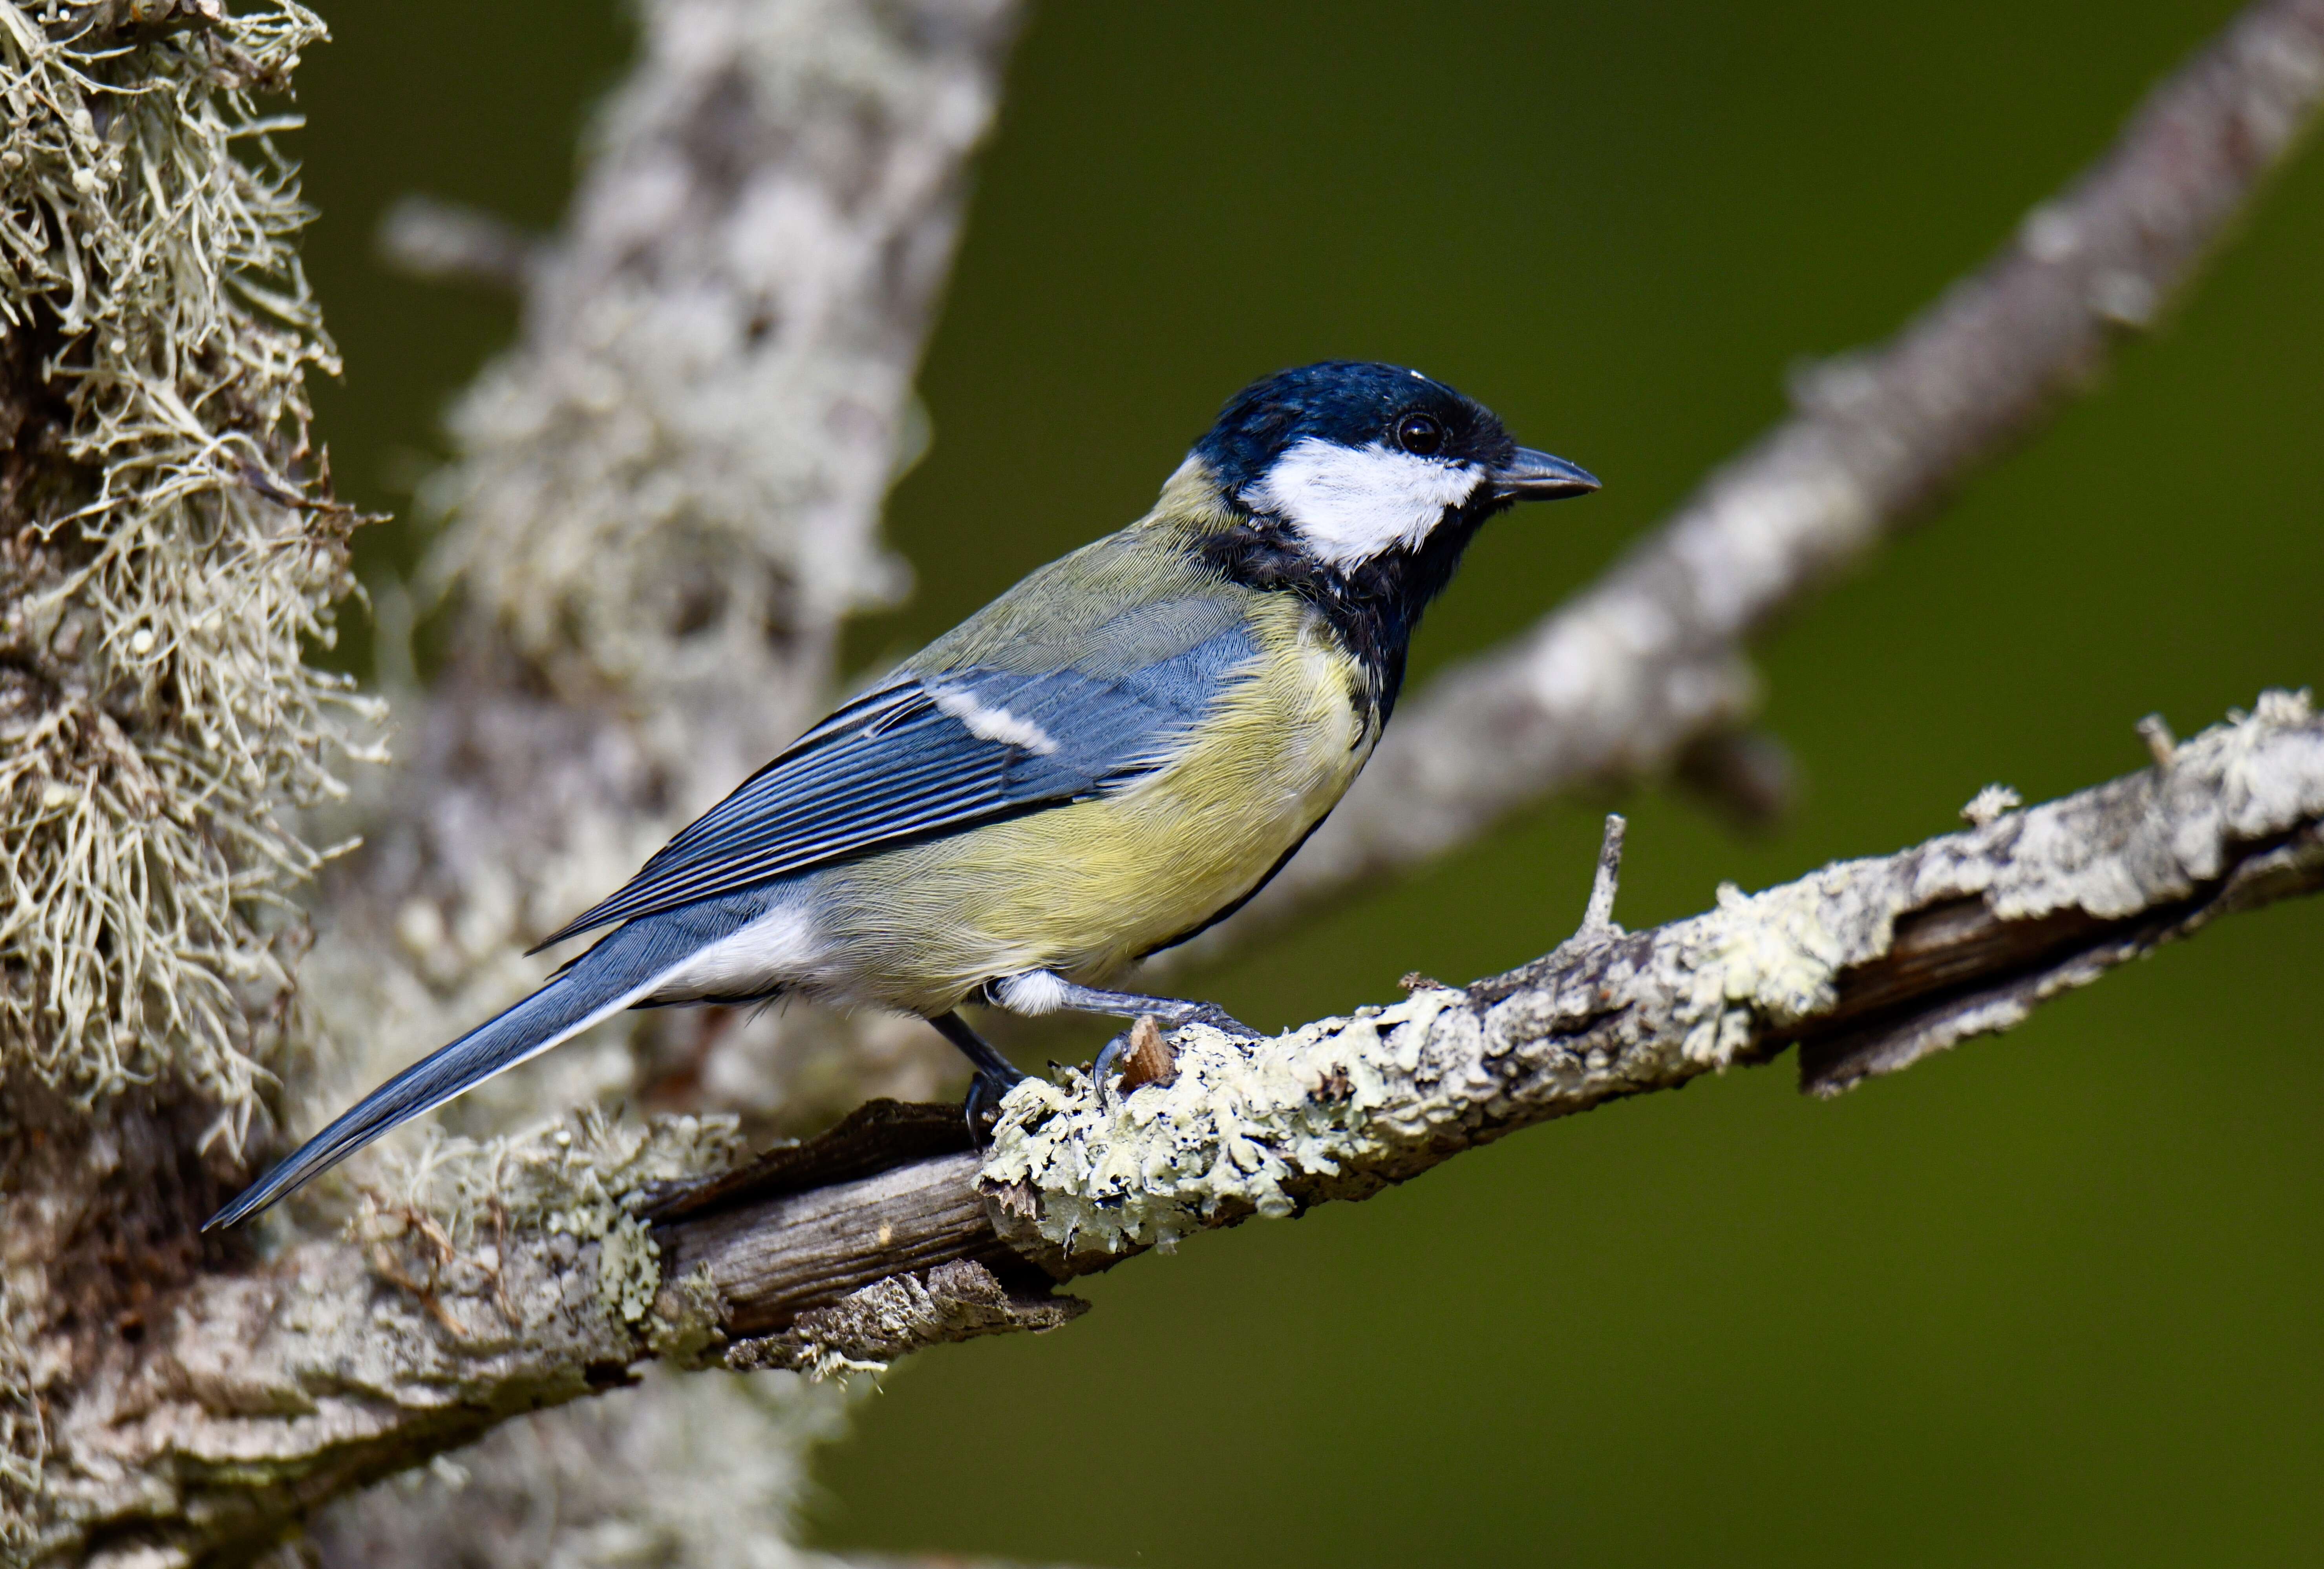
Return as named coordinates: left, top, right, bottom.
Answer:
left=293, top=1, right=2323, bottom=1564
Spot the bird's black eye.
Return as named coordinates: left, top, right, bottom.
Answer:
left=1395, top=411, right=1445, bottom=456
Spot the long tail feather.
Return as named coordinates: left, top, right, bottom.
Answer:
left=207, top=927, right=693, bottom=1229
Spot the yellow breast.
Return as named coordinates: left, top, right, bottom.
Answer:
left=802, top=601, right=1373, bottom=1014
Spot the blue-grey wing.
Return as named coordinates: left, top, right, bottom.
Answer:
left=530, top=621, right=1256, bottom=949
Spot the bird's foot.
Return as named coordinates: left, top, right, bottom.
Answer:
left=1172, top=1001, right=1262, bottom=1041
left=1092, top=1010, right=1256, bottom=1094
left=963, top=1063, right=1025, bottom=1146
left=1092, top=1031, right=1132, bottom=1091
left=929, top=1010, right=1027, bottom=1146
left=986, top=972, right=1264, bottom=1042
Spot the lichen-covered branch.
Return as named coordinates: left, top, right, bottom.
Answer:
left=43, top=1113, right=744, bottom=1567
left=679, top=693, right=2324, bottom=1322
left=62, top=692, right=2315, bottom=1557
left=1196, top=0, right=2324, bottom=949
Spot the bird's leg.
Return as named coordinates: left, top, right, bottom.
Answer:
left=928, top=1010, right=1024, bottom=1142
left=986, top=970, right=1263, bottom=1041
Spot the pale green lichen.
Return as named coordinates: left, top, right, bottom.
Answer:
left=0, top=0, right=374, bottom=1132
left=367, top=1103, right=747, bottom=1244
left=983, top=992, right=1468, bottom=1257
left=646, top=1261, right=728, bottom=1367
left=1675, top=874, right=1853, bottom=1064
left=360, top=1104, right=747, bottom=1330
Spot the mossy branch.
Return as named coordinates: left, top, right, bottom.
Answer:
left=0, top=0, right=368, bottom=1120
left=43, top=693, right=2323, bottom=1565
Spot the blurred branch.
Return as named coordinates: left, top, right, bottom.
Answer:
left=1192, top=0, right=2324, bottom=952
left=64, top=692, right=2322, bottom=1538
left=316, top=0, right=1028, bottom=1149
left=375, top=194, right=543, bottom=292
left=281, top=0, right=1029, bottom=1560
left=282, top=0, right=1031, bottom=1560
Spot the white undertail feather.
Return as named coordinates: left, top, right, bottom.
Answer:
left=990, top=968, right=1073, bottom=1015
left=647, top=902, right=824, bottom=1002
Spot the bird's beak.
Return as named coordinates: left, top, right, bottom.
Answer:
left=1489, top=447, right=1600, bottom=502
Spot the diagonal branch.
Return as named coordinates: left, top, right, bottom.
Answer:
left=677, top=692, right=2324, bottom=1324
left=60, top=692, right=2322, bottom=1559
left=1190, top=0, right=2324, bottom=952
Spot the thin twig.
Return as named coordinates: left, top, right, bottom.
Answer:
left=1577, top=813, right=1626, bottom=939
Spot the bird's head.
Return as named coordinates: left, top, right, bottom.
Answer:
left=1186, top=360, right=1598, bottom=576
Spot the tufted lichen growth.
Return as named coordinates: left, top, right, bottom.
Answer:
left=0, top=1270, right=37, bottom=1559
left=0, top=0, right=373, bottom=1127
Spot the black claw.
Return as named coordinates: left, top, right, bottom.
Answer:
left=1092, top=1030, right=1132, bottom=1089
left=963, top=1069, right=1014, bottom=1145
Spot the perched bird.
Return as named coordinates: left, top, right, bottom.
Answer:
left=208, top=360, right=1596, bottom=1228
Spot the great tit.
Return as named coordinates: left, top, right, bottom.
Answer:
left=209, top=360, right=1596, bottom=1228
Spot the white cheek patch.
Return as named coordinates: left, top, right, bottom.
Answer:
left=929, top=685, right=1059, bottom=755
left=1246, top=437, right=1485, bottom=568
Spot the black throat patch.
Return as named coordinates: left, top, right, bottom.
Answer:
left=1196, top=494, right=1510, bottom=727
